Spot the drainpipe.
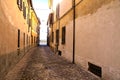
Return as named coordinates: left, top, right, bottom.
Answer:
left=58, top=2, right=60, bottom=48
left=72, top=0, right=75, bottom=64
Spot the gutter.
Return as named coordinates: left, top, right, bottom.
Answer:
left=72, top=0, right=83, bottom=64
left=72, top=0, right=75, bottom=64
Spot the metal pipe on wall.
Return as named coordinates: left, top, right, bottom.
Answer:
left=72, top=0, right=75, bottom=64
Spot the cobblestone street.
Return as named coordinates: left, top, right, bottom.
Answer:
left=5, top=46, right=100, bottom=80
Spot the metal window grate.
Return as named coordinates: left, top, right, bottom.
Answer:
left=88, top=62, right=102, bottom=77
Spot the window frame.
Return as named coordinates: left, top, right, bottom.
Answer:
left=18, top=29, right=20, bottom=48
left=17, top=0, right=23, bottom=11
left=56, top=29, right=59, bottom=44
left=61, top=26, right=66, bottom=44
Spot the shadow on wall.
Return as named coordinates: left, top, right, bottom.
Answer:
left=0, top=47, right=30, bottom=80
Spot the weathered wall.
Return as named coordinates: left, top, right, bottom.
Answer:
left=49, top=21, right=58, bottom=52
left=59, top=21, right=73, bottom=62
left=58, top=9, right=73, bottom=62
left=48, top=0, right=120, bottom=79
left=0, top=0, right=31, bottom=79
left=75, top=0, right=120, bottom=80
left=52, top=0, right=120, bottom=80
left=60, top=0, right=72, bottom=17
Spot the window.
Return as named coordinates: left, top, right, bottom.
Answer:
left=23, top=2, right=26, bottom=19
left=18, top=29, right=20, bottom=47
left=52, top=32, right=54, bottom=43
left=28, top=19, right=31, bottom=32
left=26, top=34, right=28, bottom=45
left=34, top=36, right=36, bottom=44
left=61, top=26, right=66, bottom=44
left=29, top=36, right=30, bottom=45
left=31, top=35, right=33, bottom=44
left=56, top=4, right=59, bottom=19
left=49, top=13, right=54, bottom=25
left=29, top=19, right=31, bottom=27
left=23, top=33, right=25, bottom=46
left=56, top=30, right=59, bottom=44
left=27, top=13, right=29, bottom=24
left=17, top=0, right=23, bottom=11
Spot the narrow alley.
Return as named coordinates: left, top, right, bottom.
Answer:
left=5, top=46, right=100, bottom=80
left=1, top=0, right=120, bottom=80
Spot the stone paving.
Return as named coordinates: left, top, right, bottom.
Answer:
left=4, top=46, right=101, bottom=80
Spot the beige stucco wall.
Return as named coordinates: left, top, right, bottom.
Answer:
left=59, top=0, right=72, bottom=17
left=0, top=0, right=32, bottom=79
left=49, top=0, right=120, bottom=79
left=50, top=22, right=57, bottom=51
left=0, top=0, right=31, bottom=53
left=75, top=0, right=120, bottom=80
left=58, top=3, right=73, bottom=61
left=59, top=21, right=73, bottom=62
left=53, top=0, right=120, bottom=80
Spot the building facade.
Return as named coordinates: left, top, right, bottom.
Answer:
left=48, top=0, right=120, bottom=80
left=0, top=0, right=40, bottom=79
left=31, top=9, right=40, bottom=46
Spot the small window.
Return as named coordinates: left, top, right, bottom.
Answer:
left=18, top=29, right=20, bottom=47
left=56, top=4, right=59, bottom=19
left=52, top=32, right=54, bottom=43
left=31, top=35, right=33, bottom=44
left=56, top=30, right=59, bottom=44
left=29, top=36, right=30, bottom=45
left=27, top=13, right=29, bottom=24
left=26, top=34, right=28, bottom=45
left=61, top=26, right=66, bottom=44
left=34, top=36, right=36, bottom=43
left=29, top=19, right=31, bottom=27
left=23, top=33, right=25, bottom=46
left=23, top=2, right=26, bottom=19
